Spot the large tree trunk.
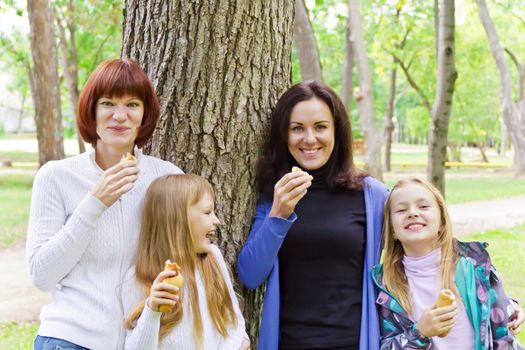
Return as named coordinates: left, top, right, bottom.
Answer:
left=347, top=0, right=382, bottom=180
left=293, top=0, right=322, bottom=81
left=383, top=64, right=396, bottom=172
left=341, top=16, right=353, bottom=110
left=476, top=0, right=525, bottom=174
left=427, top=0, right=457, bottom=194
left=121, top=1, right=294, bottom=345
left=28, top=0, right=65, bottom=166
left=55, top=0, right=85, bottom=154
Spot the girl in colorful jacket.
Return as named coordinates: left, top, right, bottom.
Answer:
left=372, top=177, right=524, bottom=349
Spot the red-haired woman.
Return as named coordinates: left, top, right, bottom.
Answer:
left=26, top=59, right=182, bottom=350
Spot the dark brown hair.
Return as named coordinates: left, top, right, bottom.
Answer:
left=77, top=58, right=160, bottom=147
left=257, top=80, right=365, bottom=199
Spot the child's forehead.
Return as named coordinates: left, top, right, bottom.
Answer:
left=391, top=182, right=436, bottom=202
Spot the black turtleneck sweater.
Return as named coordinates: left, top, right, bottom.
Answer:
left=278, top=166, right=366, bottom=350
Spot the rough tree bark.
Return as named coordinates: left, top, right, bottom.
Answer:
left=121, top=1, right=294, bottom=345
left=341, top=13, right=353, bottom=110
left=294, top=0, right=322, bottom=81
left=476, top=0, right=525, bottom=175
left=427, top=0, right=457, bottom=194
left=28, top=0, right=65, bottom=166
left=348, top=0, right=382, bottom=180
left=55, top=0, right=85, bottom=154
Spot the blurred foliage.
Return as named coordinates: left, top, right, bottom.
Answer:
left=1, top=0, right=524, bottom=148
left=291, top=0, right=525, bottom=148
left=0, top=322, right=38, bottom=350
left=0, top=0, right=123, bottom=138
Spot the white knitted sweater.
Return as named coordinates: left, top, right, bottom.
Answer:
left=26, top=148, right=182, bottom=349
left=122, top=244, right=247, bottom=350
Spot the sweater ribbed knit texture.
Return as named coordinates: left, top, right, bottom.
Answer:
left=122, top=244, right=246, bottom=349
left=26, top=148, right=182, bottom=350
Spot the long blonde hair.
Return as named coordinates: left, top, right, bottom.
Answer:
left=125, top=174, right=237, bottom=347
left=381, top=177, right=458, bottom=315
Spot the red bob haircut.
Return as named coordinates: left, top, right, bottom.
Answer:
left=77, top=58, right=160, bottom=147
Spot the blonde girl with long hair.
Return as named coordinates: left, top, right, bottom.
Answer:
left=372, top=177, right=523, bottom=349
left=122, top=174, right=250, bottom=349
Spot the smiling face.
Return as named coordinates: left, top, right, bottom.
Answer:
left=95, top=95, right=144, bottom=154
left=188, top=192, right=220, bottom=254
left=287, top=98, right=335, bottom=171
left=389, top=182, right=442, bottom=257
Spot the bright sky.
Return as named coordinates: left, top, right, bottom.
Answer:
left=0, top=3, right=28, bottom=36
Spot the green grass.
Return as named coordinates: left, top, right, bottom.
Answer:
left=0, top=151, right=38, bottom=163
left=445, top=177, right=525, bottom=204
left=384, top=177, right=525, bottom=204
left=0, top=322, right=38, bottom=349
left=0, top=173, right=33, bottom=247
left=0, top=133, right=37, bottom=140
left=463, top=225, right=525, bottom=345
left=390, top=152, right=428, bottom=164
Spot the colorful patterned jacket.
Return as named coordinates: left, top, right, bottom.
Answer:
left=371, top=240, right=524, bottom=350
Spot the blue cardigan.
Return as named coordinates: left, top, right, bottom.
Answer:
left=237, top=176, right=388, bottom=350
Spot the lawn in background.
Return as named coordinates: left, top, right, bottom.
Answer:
left=0, top=150, right=38, bottom=163
left=0, top=173, right=34, bottom=247
left=384, top=176, right=525, bottom=204
left=463, top=225, right=525, bottom=345
left=0, top=322, right=38, bottom=350
left=445, top=177, right=525, bottom=204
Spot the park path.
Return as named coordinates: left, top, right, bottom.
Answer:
left=448, top=195, right=525, bottom=236
left=1, top=195, right=524, bottom=323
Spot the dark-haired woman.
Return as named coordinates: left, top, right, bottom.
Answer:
left=27, top=59, right=182, bottom=350
left=237, top=81, right=387, bottom=350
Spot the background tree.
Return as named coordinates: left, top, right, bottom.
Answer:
left=1, top=0, right=122, bottom=160
left=449, top=12, right=502, bottom=162
left=341, top=10, right=353, bottom=110
left=121, top=0, right=295, bottom=343
left=428, top=0, right=457, bottom=193
left=294, top=0, right=322, bottom=81
left=27, top=0, right=65, bottom=165
left=348, top=0, right=382, bottom=180
left=381, top=1, right=410, bottom=172
left=476, top=0, right=525, bottom=175
left=58, top=0, right=123, bottom=143
left=54, top=0, right=85, bottom=153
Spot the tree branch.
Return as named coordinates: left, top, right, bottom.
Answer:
left=399, top=27, right=411, bottom=50
left=384, top=47, right=432, bottom=112
left=90, top=32, right=112, bottom=72
left=492, top=1, right=525, bottom=28
left=513, top=13, right=525, bottom=28
left=504, top=47, right=521, bottom=71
